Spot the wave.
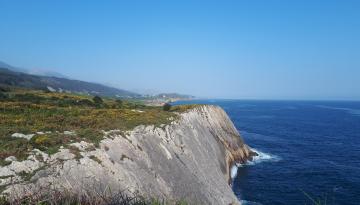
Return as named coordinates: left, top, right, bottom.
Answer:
left=234, top=149, right=280, bottom=205
left=231, top=149, right=280, bottom=180
left=236, top=148, right=281, bottom=167
left=248, top=148, right=281, bottom=165
left=231, top=165, right=239, bottom=179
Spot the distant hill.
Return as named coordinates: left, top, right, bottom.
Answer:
left=0, top=67, right=139, bottom=98
left=0, top=61, right=27, bottom=73
left=0, top=61, right=67, bottom=78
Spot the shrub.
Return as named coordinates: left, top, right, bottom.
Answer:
left=78, top=99, right=94, bottom=107
left=93, top=96, right=103, bottom=104
left=33, top=135, right=51, bottom=145
left=116, top=99, right=123, bottom=108
left=0, top=92, right=8, bottom=100
left=0, top=188, right=189, bottom=205
left=77, top=129, right=104, bottom=146
left=30, top=135, right=56, bottom=152
left=163, top=103, right=171, bottom=111
left=0, top=86, right=10, bottom=92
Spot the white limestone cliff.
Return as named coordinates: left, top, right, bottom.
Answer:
left=0, top=105, right=255, bottom=205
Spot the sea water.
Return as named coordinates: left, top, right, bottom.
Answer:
left=173, top=100, right=360, bottom=205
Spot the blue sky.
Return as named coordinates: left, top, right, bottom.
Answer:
left=0, top=0, right=359, bottom=100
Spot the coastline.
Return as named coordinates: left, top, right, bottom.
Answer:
left=1, top=105, right=252, bottom=205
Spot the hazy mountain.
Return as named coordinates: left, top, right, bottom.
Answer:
left=26, top=69, right=69, bottom=78
left=0, top=61, right=68, bottom=78
left=0, top=61, right=196, bottom=99
left=0, top=61, right=28, bottom=73
left=0, top=66, right=139, bottom=98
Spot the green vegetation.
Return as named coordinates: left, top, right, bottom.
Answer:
left=162, top=103, right=171, bottom=111
left=0, top=66, right=140, bottom=98
left=89, top=155, right=102, bottom=165
left=116, top=99, right=123, bottom=108
left=0, top=189, right=190, bottom=205
left=0, top=92, right=7, bottom=100
left=169, top=104, right=200, bottom=112
left=92, top=95, right=103, bottom=105
left=30, top=133, right=76, bottom=155
left=0, top=86, right=199, bottom=165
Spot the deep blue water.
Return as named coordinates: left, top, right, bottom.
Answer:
left=173, top=100, right=360, bottom=205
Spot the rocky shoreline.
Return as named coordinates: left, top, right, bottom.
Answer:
left=0, top=105, right=255, bottom=205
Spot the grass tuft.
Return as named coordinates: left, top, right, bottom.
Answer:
left=0, top=185, right=190, bottom=205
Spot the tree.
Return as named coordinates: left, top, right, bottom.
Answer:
left=0, top=86, right=10, bottom=92
left=163, top=103, right=171, bottom=111
left=93, top=96, right=103, bottom=104
left=116, top=99, right=123, bottom=108
left=0, top=92, right=8, bottom=100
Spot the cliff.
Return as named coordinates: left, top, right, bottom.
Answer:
left=0, top=105, right=254, bottom=204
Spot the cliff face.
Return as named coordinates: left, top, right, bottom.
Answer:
left=1, top=105, right=254, bottom=204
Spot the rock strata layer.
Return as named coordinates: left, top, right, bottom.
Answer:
left=0, top=105, right=255, bottom=205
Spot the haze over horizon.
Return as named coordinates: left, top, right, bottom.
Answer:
left=0, top=0, right=359, bottom=100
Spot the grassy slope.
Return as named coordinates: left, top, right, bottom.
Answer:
left=0, top=86, right=198, bottom=165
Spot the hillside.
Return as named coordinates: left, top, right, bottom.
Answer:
left=0, top=67, right=139, bottom=98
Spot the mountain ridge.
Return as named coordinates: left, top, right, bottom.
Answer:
left=0, top=61, right=195, bottom=100
left=0, top=66, right=140, bottom=98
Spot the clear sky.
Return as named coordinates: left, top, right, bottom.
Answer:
left=0, top=0, right=359, bottom=100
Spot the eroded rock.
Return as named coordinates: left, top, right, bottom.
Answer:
left=1, top=105, right=253, bottom=205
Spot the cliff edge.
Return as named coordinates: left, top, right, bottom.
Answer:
left=0, top=105, right=254, bottom=204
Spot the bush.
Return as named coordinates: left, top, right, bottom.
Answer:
left=0, top=92, right=8, bottom=100
left=93, top=96, right=103, bottom=104
left=163, top=103, right=171, bottom=111
left=0, top=86, right=10, bottom=92
left=116, top=99, right=123, bottom=108
left=77, top=129, right=104, bottom=146
left=33, top=135, right=51, bottom=146
left=30, top=134, right=59, bottom=152
left=78, top=99, right=94, bottom=107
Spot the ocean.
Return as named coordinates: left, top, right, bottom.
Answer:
left=173, top=100, right=360, bottom=205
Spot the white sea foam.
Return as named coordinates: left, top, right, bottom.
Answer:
left=251, top=148, right=280, bottom=163
left=231, top=147, right=280, bottom=179
left=230, top=165, right=238, bottom=179
left=234, top=149, right=280, bottom=204
left=240, top=200, right=263, bottom=205
left=236, top=148, right=281, bottom=167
